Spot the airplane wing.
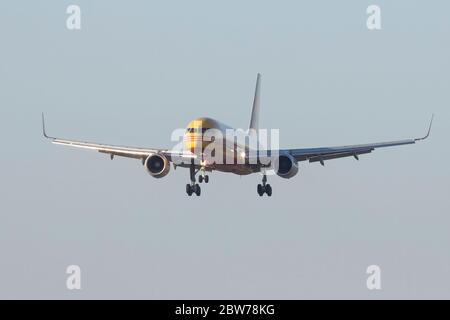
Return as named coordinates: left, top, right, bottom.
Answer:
left=253, top=115, right=434, bottom=166
left=286, top=115, right=434, bottom=165
left=42, top=114, right=194, bottom=161
left=287, top=139, right=416, bottom=165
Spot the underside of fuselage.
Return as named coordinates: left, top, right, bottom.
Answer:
left=176, top=162, right=258, bottom=175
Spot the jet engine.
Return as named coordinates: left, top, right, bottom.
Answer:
left=275, top=154, right=299, bottom=179
left=145, top=154, right=170, bottom=178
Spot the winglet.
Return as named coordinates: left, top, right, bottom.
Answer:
left=42, top=112, right=53, bottom=139
left=415, top=114, right=434, bottom=141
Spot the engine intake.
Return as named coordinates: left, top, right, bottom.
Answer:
left=275, top=154, right=299, bottom=179
left=145, top=154, right=170, bottom=178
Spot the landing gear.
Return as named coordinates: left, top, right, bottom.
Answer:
left=193, top=184, right=201, bottom=196
left=198, top=164, right=209, bottom=184
left=186, top=184, right=193, bottom=196
left=257, top=174, right=272, bottom=197
left=186, top=161, right=203, bottom=196
left=257, top=184, right=272, bottom=196
left=257, top=184, right=264, bottom=196
left=186, top=183, right=201, bottom=196
left=198, top=174, right=209, bottom=183
left=265, top=184, right=272, bottom=196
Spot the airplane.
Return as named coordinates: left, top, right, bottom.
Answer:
left=42, top=74, right=433, bottom=197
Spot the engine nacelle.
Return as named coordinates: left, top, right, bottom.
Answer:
left=275, top=154, right=299, bottom=179
left=145, top=154, right=170, bottom=178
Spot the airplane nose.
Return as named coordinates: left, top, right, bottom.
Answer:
left=184, top=133, right=202, bottom=152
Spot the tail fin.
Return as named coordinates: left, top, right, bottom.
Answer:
left=248, top=73, right=261, bottom=132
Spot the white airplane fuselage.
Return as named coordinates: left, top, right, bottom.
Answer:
left=182, top=117, right=258, bottom=175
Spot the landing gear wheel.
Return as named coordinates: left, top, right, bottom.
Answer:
left=204, top=175, right=209, bottom=183
left=198, top=175, right=204, bottom=183
left=257, top=184, right=264, bottom=196
left=257, top=173, right=272, bottom=197
left=193, top=184, right=201, bottom=196
left=186, top=184, right=193, bottom=196
left=265, top=184, right=272, bottom=197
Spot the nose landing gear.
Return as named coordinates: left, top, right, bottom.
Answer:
left=257, top=173, right=272, bottom=197
left=198, top=174, right=209, bottom=183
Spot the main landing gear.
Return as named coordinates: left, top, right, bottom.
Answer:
left=186, top=183, right=200, bottom=196
left=186, top=162, right=209, bottom=197
left=257, top=173, right=272, bottom=197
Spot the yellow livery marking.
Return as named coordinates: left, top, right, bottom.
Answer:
left=184, top=117, right=223, bottom=152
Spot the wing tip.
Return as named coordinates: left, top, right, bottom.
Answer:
left=415, top=114, right=434, bottom=142
left=41, top=112, right=54, bottom=139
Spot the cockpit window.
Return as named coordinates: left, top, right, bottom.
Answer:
left=186, top=127, right=210, bottom=133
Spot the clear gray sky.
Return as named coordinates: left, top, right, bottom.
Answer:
left=0, top=0, right=449, bottom=299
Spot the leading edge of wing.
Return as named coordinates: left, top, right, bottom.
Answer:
left=277, top=114, right=434, bottom=161
left=41, top=113, right=194, bottom=159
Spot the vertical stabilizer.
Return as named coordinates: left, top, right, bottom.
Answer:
left=248, top=73, right=261, bottom=132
